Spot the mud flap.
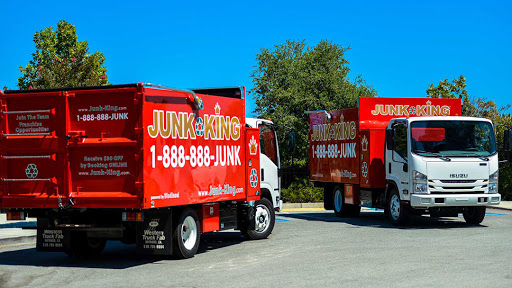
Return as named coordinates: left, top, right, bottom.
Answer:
left=136, top=210, right=172, bottom=255
left=247, top=205, right=256, bottom=230
left=36, top=228, right=70, bottom=252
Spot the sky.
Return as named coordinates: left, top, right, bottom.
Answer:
left=0, top=0, right=510, bottom=117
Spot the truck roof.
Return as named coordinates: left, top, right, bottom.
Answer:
left=398, top=116, right=493, bottom=124
left=3, top=83, right=245, bottom=99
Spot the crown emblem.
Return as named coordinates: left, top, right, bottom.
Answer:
left=214, top=103, right=221, bottom=115
left=249, top=136, right=258, bottom=155
left=361, top=135, right=368, bottom=151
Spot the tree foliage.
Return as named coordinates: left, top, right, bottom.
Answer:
left=427, top=76, right=512, bottom=200
left=17, top=20, right=108, bottom=90
left=251, top=40, right=377, bottom=165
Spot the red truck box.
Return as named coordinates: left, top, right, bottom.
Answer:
left=0, top=83, right=273, bottom=258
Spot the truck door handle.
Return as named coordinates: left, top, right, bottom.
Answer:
left=261, top=169, right=264, bottom=181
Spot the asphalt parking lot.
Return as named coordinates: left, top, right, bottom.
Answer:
left=1, top=208, right=511, bottom=287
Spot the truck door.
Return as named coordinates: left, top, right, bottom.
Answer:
left=258, top=122, right=281, bottom=209
left=388, top=121, right=409, bottom=194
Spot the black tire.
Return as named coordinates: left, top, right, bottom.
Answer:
left=333, top=185, right=350, bottom=217
left=244, top=198, right=275, bottom=240
left=173, top=208, right=201, bottom=259
left=351, top=204, right=361, bottom=218
left=66, top=232, right=107, bottom=258
left=387, top=188, right=409, bottom=226
left=463, top=206, right=486, bottom=224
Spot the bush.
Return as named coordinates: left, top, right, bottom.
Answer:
left=499, top=163, right=512, bottom=200
left=281, top=178, right=323, bottom=203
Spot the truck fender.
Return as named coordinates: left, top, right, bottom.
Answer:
left=385, top=180, right=399, bottom=202
left=260, top=183, right=276, bottom=208
left=386, top=175, right=402, bottom=198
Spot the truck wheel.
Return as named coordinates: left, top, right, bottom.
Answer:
left=173, top=208, right=201, bottom=259
left=333, top=186, right=349, bottom=217
left=463, top=206, right=486, bottom=224
left=67, top=232, right=107, bottom=258
left=244, top=198, right=275, bottom=240
left=387, top=189, right=408, bottom=225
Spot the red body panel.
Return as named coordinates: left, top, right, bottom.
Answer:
left=309, top=97, right=462, bottom=188
left=0, top=84, right=260, bottom=210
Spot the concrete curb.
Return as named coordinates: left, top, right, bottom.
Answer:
left=283, top=203, right=324, bottom=209
left=0, top=235, right=36, bottom=247
left=282, top=202, right=512, bottom=211
left=488, top=206, right=512, bottom=211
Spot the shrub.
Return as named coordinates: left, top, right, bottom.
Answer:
left=281, top=178, right=323, bottom=203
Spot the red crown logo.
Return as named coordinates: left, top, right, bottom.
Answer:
left=249, top=136, right=258, bottom=155
left=361, top=135, right=368, bottom=151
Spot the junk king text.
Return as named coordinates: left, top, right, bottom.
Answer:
left=147, top=109, right=241, bottom=140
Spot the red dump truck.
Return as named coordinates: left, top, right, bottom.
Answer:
left=0, top=83, right=279, bottom=258
left=308, top=97, right=506, bottom=225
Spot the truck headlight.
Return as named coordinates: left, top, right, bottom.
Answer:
left=413, top=170, right=428, bottom=194
left=489, top=170, right=498, bottom=194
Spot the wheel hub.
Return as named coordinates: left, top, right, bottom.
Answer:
left=334, top=190, right=342, bottom=212
left=255, top=204, right=270, bottom=233
left=390, top=195, right=400, bottom=220
left=181, top=216, right=197, bottom=250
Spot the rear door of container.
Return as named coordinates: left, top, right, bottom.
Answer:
left=0, top=85, right=143, bottom=209
left=0, top=90, right=68, bottom=208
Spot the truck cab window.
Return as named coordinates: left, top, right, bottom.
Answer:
left=394, top=124, right=408, bottom=161
left=259, top=124, right=278, bottom=166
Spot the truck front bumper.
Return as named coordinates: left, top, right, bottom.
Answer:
left=410, top=193, right=501, bottom=208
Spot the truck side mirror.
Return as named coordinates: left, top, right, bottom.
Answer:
left=386, top=129, right=394, bottom=150
left=504, top=129, right=512, bottom=152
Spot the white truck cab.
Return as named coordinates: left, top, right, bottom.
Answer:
left=246, top=118, right=283, bottom=212
left=386, top=116, right=502, bottom=224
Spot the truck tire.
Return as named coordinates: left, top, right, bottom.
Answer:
left=463, top=206, right=486, bottom=224
left=333, top=185, right=349, bottom=217
left=387, top=188, right=408, bottom=225
left=67, top=232, right=107, bottom=258
left=244, top=198, right=275, bottom=240
left=173, top=208, right=201, bottom=259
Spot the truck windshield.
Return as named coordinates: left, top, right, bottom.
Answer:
left=410, top=120, right=496, bottom=157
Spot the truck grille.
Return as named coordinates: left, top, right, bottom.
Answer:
left=428, top=179, right=488, bottom=194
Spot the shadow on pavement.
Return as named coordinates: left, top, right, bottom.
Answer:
left=0, top=232, right=246, bottom=269
left=0, top=222, right=37, bottom=229
left=279, top=211, right=488, bottom=229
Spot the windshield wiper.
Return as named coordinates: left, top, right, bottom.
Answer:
left=414, top=150, right=451, bottom=161
left=460, top=152, right=490, bottom=161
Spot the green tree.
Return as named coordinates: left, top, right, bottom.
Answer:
left=427, top=76, right=512, bottom=200
left=17, top=20, right=108, bottom=90
left=426, top=75, right=474, bottom=115
left=251, top=39, right=377, bottom=165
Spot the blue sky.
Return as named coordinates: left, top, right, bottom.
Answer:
left=1, top=0, right=510, bottom=117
